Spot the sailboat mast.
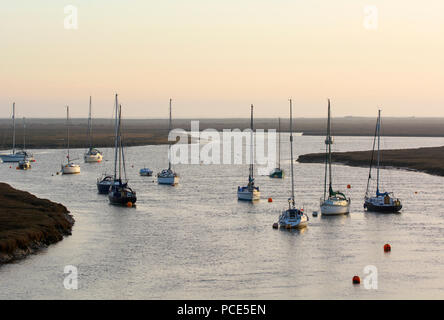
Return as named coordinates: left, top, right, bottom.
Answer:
left=66, top=106, right=70, bottom=163
left=328, top=99, right=332, bottom=193
left=250, top=104, right=254, bottom=180
left=88, top=96, right=92, bottom=148
left=12, top=102, right=16, bottom=154
left=118, top=105, right=122, bottom=181
left=289, top=99, right=295, bottom=207
left=323, top=100, right=329, bottom=201
left=168, top=98, right=172, bottom=170
left=113, top=94, right=119, bottom=179
left=376, top=109, right=381, bottom=193
left=278, top=117, right=281, bottom=169
left=23, top=117, right=26, bottom=150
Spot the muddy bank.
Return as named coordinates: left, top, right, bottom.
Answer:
left=0, top=183, right=74, bottom=264
left=297, top=146, right=444, bottom=177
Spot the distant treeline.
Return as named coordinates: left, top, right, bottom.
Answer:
left=1, top=117, right=444, bottom=149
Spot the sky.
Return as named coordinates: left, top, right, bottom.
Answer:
left=1, top=0, right=443, bottom=118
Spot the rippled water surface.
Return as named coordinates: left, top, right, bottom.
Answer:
left=1, top=135, right=444, bottom=299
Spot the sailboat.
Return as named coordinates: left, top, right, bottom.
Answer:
left=237, top=104, right=260, bottom=201
left=0, top=103, right=34, bottom=163
left=157, top=99, right=179, bottom=185
left=269, top=117, right=284, bottom=178
left=17, top=118, right=32, bottom=170
left=364, top=110, right=402, bottom=213
left=108, top=94, right=137, bottom=205
left=320, top=99, right=350, bottom=215
left=61, top=106, right=81, bottom=174
left=84, top=96, right=103, bottom=163
left=278, top=99, right=308, bottom=228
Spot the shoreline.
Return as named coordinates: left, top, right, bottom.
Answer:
left=0, top=183, right=74, bottom=264
left=297, top=146, right=444, bottom=177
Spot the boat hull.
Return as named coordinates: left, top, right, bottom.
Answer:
left=97, top=182, right=112, bottom=194
left=321, top=201, right=350, bottom=215
left=108, top=187, right=137, bottom=205
left=237, top=189, right=260, bottom=201
left=84, top=153, right=103, bottom=163
left=269, top=168, right=284, bottom=178
left=364, top=201, right=402, bottom=213
left=279, top=212, right=309, bottom=229
left=157, top=176, right=179, bottom=185
left=61, top=165, right=80, bottom=174
left=0, top=153, right=34, bottom=163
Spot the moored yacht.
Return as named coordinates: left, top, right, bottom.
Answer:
left=278, top=99, right=308, bottom=229
left=61, top=106, right=81, bottom=175
left=237, top=104, right=260, bottom=201
left=320, top=99, right=350, bottom=215
left=84, top=96, right=103, bottom=163
left=269, top=117, right=284, bottom=178
left=157, top=99, right=179, bottom=186
left=0, top=103, right=34, bottom=163
left=364, top=110, right=402, bottom=213
left=108, top=94, right=137, bottom=205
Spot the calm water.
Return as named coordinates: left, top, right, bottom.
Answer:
left=1, top=135, right=444, bottom=299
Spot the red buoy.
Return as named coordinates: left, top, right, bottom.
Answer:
left=347, top=184, right=351, bottom=189
left=268, top=198, right=273, bottom=202
left=352, top=276, right=360, bottom=284
left=384, top=243, right=391, bottom=252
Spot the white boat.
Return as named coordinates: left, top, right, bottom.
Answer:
left=0, top=103, right=34, bottom=163
left=237, top=104, right=260, bottom=201
left=278, top=99, right=309, bottom=229
left=84, top=96, right=103, bottom=163
left=320, top=99, right=350, bottom=215
left=157, top=99, right=179, bottom=185
left=61, top=106, right=81, bottom=175
left=364, top=110, right=402, bottom=213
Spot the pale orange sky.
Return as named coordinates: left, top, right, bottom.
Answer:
left=1, top=0, right=443, bottom=118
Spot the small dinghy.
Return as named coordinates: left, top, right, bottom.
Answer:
left=139, top=168, right=153, bottom=176
left=278, top=99, right=308, bottom=229
left=364, top=110, right=402, bottom=213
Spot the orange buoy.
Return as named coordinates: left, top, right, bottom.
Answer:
left=16, top=167, right=19, bottom=170
left=352, top=276, right=360, bottom=284
left=347, top=184, right=351, bottom=189
left=268, top=197, right=273, bottom=203
left=127, top=202, right=133, bottom=208
left=384, top=243, right=391, bottom=252
left=272, top=223, right=278, bottom=229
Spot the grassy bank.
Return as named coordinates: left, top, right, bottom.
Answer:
left=297, top=146, right=444, bottom=177
left=0, top=183, right=74, bottom=264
